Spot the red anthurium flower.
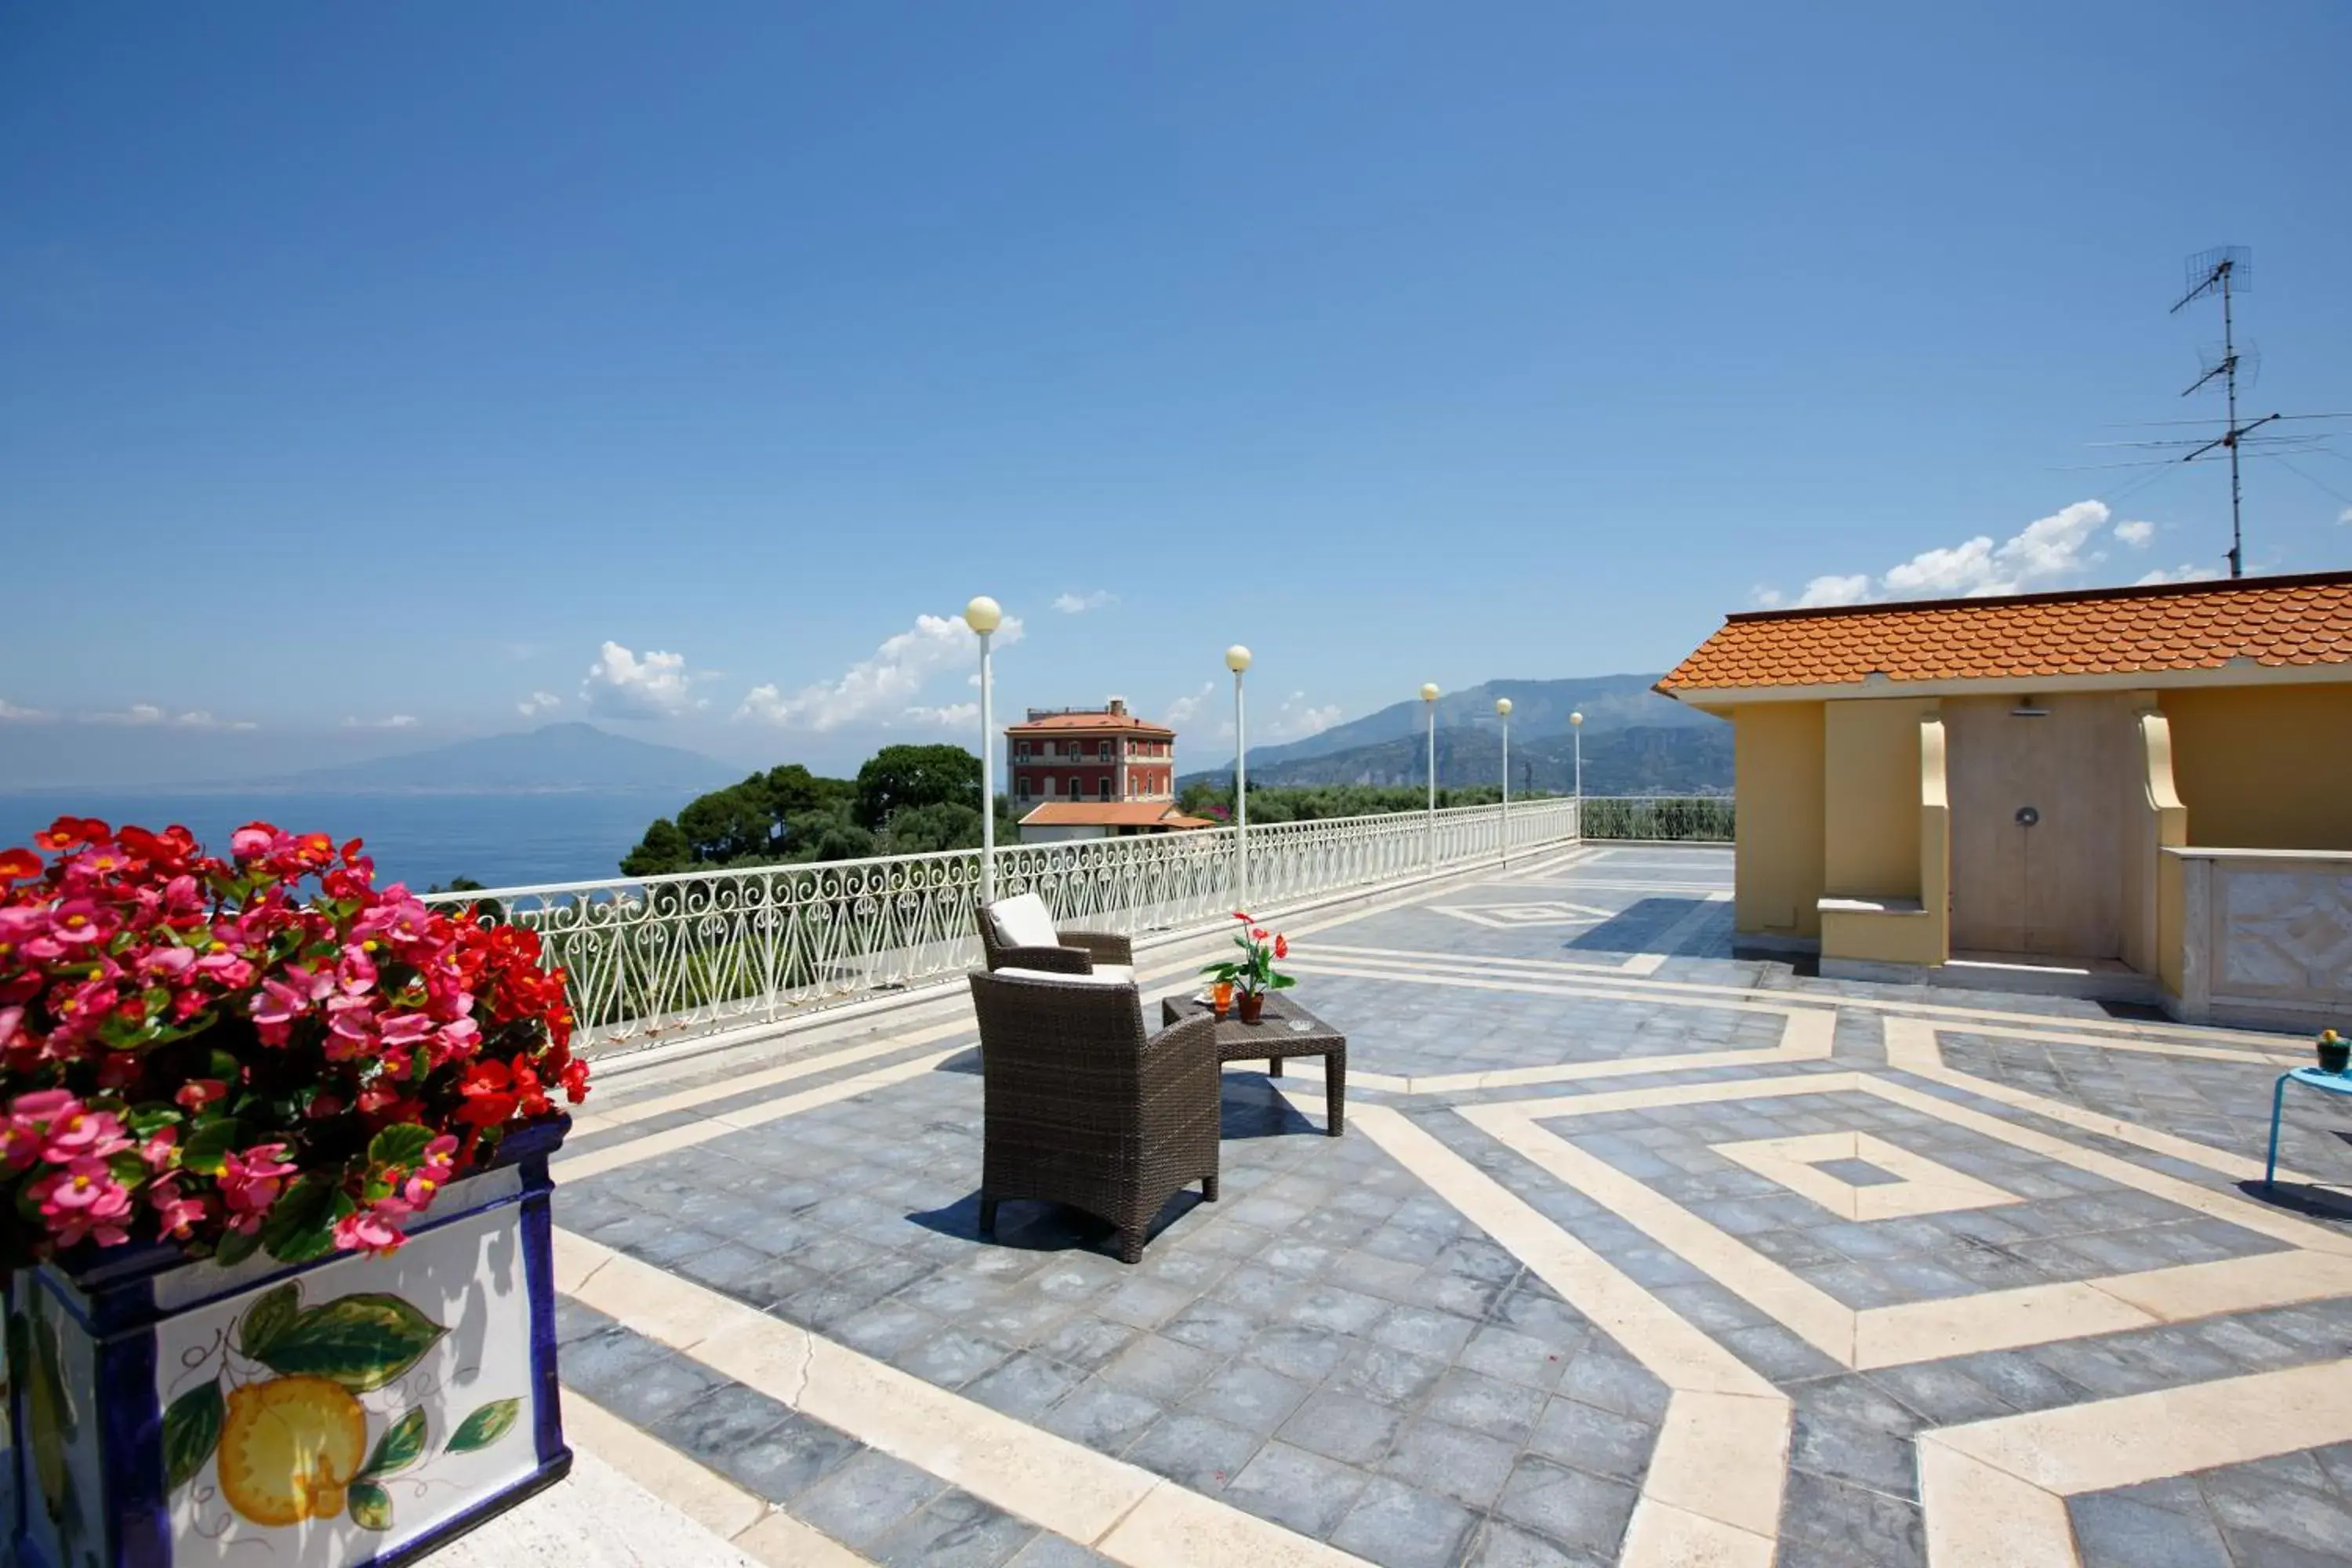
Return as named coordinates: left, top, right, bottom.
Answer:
left=1273, top=935, right=1288, bottom=959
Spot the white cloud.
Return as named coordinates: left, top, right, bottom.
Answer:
left=736, top=612, right=1025, bottom=731
left=902, top=702, right=980, bottom=728
left=1216, top=691, right=1342, bottom=743
left=82, top=704, right=255, bottom=729
left=1052, top=590, right=1117, bottom=615
left=2134, top=563, right=2224, bottom=586
left=583, top=641, right=707, bottom=720
left=343, top=714, right=420, bottom=730
left=1163, top=681, right=1215, bottom=726
left=1748, top=585, right=1785, bottom=610
left=89, top=702, right=168, bottom=725
left=0, top=698, right=49, bottom=721
left=1748, top=499, right=2193, bottom=610
left=1794, top=574, right=1873, bottom=608
left=517, top=691, right=563, bottom=718
left=2339, top=507, right=2352, bottom=526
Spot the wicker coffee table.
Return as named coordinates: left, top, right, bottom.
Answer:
left=1160, top=991, right=1347, bottom=1136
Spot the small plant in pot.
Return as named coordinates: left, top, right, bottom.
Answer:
left=1203, top=913, right=1294, bottom=1024
left=2319, top=1029, right=2350, bottom=1076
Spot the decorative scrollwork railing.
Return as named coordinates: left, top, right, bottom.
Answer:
left=419, top=797, right=1583, bottom=1051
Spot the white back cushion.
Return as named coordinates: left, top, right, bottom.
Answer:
left=989, top=892, right=1061, bottom=952
left=993, top=966, right=1131, bottom=987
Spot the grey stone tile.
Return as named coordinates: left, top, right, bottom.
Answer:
left=870, top=1490, right=1037, bottom=1568
left=1125, top=1410, right=1262, bottom=1492
left=2200, top=1465, right=2352, bottom=1558
left=1098, top=1333, right=1221, bottom=1403
left=1034, top=1314, right=1140, bottom=1371
left=1463, top=1519, right=1610, bottom=1566
left=793, top=1449, right=952, bottom=1550
left=581, top=1348, right=725, bottom=1428
left=1284, top=1283, right=1392, bottom=1336
left=1328, top=1477, right=1479, bottom=1568
left=1493, top=1456, right=1639, bottom=1557
left=1383, top=1418, right=1519, bottom=1509
left=892, top=1327, right=1016, bottom=1390
left=711, top=1410, right=862, bottom=1504
left=556, top=1322, right=670, bottom=1396
left=2068, top=1490, right=2234, bottom=1568
left=1370, top=1305, right=1480, bottom=1361
left=1776, top=1468, right=1926, bottom=1568
left=1278, top=1389, right=1407, bottom=1468
left=1557, top=1351, right=1671, bottom=1423
left=1040, top=1377, right=1163, bottom=1454
left=1425, top=1367, right=1548, bottom=1446
left=1222, top=1439, right=1372, bottom=1540
left=1006, top=1536, right=1119, bottom=1568
left=1527, top=1396, right=1654, bottom=1483
left=1332, top=1342, right=1450, bottom=1406
left=962, top=1352, right=1091, bottom=1421
left=1458, top=1324, right=1575, bottom=1391
left=1160, top=1298, right=1263, bottom=1357
left=1182, top=1359, right=1315, bottom=1435
left=648, top=1381, right=793, bottom=1463
left=1240, top=1323, right=1351, bottom=1385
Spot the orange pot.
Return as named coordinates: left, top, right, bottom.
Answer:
left=1238, top=991, right=1265, bottom=1024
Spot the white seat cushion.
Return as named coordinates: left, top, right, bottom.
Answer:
left=989, top=892, right=1062, bottom=953
left=993, top=966, right=1133, bottom=987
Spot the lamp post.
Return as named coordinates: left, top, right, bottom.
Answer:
left=965, top=596, right=1003, bottom=904
left=1226, top=645, right=1252, bottom=909
left=1421, top=683, right=1440, bottom=873
left=1496, top=697, right=1513, bottom=865
left=1570, top=710, right=1584, bottom=832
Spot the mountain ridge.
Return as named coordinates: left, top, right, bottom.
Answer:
left=157, top=723, right=739, bottom=797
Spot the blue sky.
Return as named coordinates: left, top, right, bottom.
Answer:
left=5, top=3, right=2348, bottom=785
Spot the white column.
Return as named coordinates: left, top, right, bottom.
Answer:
left=1421, top=684, right=1439, bottom=873
left=1228, top=646, right=1253, bottom=909
left=1497, top=696, right=1512, bottom=866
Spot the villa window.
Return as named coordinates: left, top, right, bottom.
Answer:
left=1044, top=775, right=1057, bottom=797
left=1099, top=740, right=1112, bottom=759
left=1098, top=779, right=1112, bottom=800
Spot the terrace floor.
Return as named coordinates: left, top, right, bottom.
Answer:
left=456, top=844, right=2352, bottom=1568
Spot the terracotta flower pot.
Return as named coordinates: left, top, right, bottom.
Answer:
left=1239, top=991, right=1265, bottom=1024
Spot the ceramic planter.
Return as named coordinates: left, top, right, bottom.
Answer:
left=4, top=1119, right=570, bottom=1568
left=2320, top=1036, right=2350, bottom=1075
left=1238, top=991, right=1265, bottom=1024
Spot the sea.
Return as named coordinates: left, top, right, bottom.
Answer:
left=0, top=792, right=674, bottom=892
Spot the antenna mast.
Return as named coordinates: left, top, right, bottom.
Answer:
left=2170, top=246, right=2263, bottom=579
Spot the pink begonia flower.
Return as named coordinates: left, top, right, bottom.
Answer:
left=336, top=943, right=378, bottom=996
left=149, top=1179, right=207, bottom=1239
left=46, top=1174, right=133, bottom=1247
left=163, top=874, right=205, bottom=913
left=0, top=1006, right=24, bottom=1051
left=322, top=995, right=377, bottom=1059
left=138, top=1125, right=178, bottom=1170
left=332, top=1207, right=407, bottom=1257
left=433, top=1017, right=481, bottom=1064
left=19, top=934, right=67, bottom=963
left=49, top=899, right=114, bottom=945
left=176, top=1079, right=228, bottom=1112
left=229, top=825, right=276, bottom=860
left=9, top=1088, right=76, bottom=1120
left=378, top=1012, right=434, bottom=1047
left=195, top=952, right=256, bottom=989
left=42, top=1106, right=129, bottom=1163
left=219, top=1144, right=297, bottom=1229
left=40, top=1156, right=129, bottom=1213
left=0, top=906, right=45, bottom=940
left=138, top=946, right=198, bottom=981
left=399, top=1134, right=463, bottom=1209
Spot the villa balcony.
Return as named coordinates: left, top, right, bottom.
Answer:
left=416, top=801, right=2352, bottom=1568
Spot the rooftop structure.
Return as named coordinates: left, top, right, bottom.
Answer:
left=1007, top=697, right=1182, bottom=838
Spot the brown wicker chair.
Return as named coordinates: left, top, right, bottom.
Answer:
left=967, top=969, right=1220, bottom=1264
left=975, top=895, right=1134, bottom=978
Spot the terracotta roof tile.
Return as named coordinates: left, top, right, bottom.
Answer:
left=1016, top=802, right=1207, bottom=828
left=1657, top=572, right=2352, bottom=695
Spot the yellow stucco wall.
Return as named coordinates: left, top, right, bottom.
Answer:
left=1733, top=702, right=1824, bottom=938
left=2159, top=683, right=2352, bottom=851
left=1822, top=699, right=1940, bottom=899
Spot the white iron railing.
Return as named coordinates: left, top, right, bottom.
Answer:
left=420, top=797, right=1581, bottom=1052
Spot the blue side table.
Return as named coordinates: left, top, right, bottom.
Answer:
left=2264, top=1066, right=2352, bottom=1190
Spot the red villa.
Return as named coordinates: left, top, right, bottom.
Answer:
left=1007, top=699, right=1212, bottom=842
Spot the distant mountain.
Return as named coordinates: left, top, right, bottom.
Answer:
left=226, top=724, right=739, bottom=797
left=1189, top=721, right=1730, bottom=795
left=1238, top=674, right=1708, bottom=773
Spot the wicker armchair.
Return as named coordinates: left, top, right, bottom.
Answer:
left=975, top=893, right=1134, bottom=978
left=967, top=969, right=1220, bottom=1264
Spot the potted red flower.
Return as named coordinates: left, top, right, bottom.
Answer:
left=1, top=816, right=587, bottom=1568
left=1201, top=912, right=1294, bottom=1024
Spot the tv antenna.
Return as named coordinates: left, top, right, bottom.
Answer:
left=2169, top=246, right=2263, bottom=578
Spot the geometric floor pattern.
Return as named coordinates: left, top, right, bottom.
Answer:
left=527, top=844, right=2352, bottom=1567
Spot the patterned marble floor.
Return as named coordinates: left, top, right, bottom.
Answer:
left=530, top=844, right=2352, bottom=1568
